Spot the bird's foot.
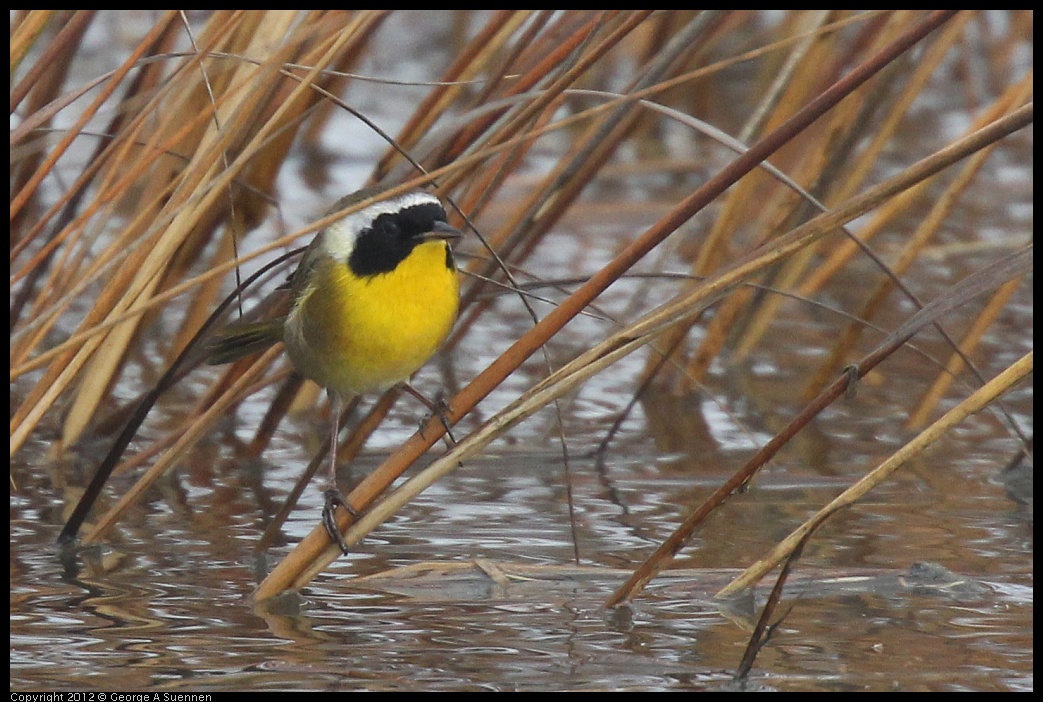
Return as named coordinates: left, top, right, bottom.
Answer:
left=322, top=487, right=358, bottom=556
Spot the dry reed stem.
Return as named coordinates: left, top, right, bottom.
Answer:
left=798, top=79, right=1034, bottom=401
left=606, top=109, right=1032, bottom=606
left=718, top=350, right=1032, bottom=597
left=82, top=345, right=282, bottom=543
left=906, top=275, right=1028, bottom=429
left=730, top=14, right=975, bottom=366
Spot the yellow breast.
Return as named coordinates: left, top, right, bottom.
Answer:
left=284, top=239, right=459, bottom=396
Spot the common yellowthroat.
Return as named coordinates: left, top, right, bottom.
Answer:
left=207, top=188, right=462, bottom=553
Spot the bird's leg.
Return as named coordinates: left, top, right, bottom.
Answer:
left=322, top=390, right=356, bottom=556
left=400, top=382, right=456, bottom=446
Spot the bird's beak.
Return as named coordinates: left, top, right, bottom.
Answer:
left=422, top=221, right=464, bottom=243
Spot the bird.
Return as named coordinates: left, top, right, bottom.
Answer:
left=206, top=187, right=462, bottom=554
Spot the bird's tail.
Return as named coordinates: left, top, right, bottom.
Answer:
left=205, top=319, right=285, bottom=365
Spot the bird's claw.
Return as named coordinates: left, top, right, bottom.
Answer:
left=322, top=487, right=357, bottom=556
